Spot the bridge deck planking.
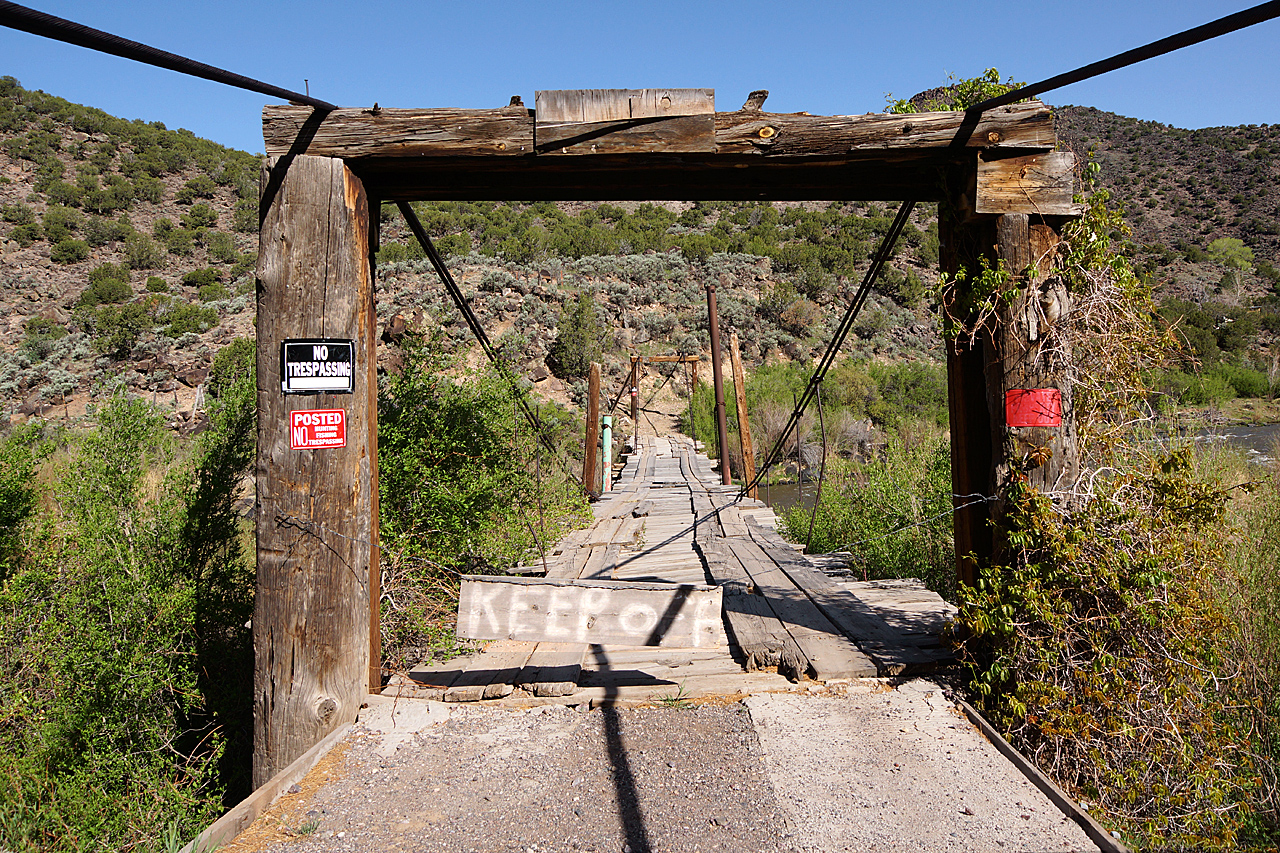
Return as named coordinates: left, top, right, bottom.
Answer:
left=385, top=433, right=956, bottom=704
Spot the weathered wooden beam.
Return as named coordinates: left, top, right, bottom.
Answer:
left=457, top=576, right=723, bottom=648
left=972, top=151, right=1080, bottom=217
left=729, top=332, right=758, bottom=502
left=535, top=89, right=716, bottom=154
left=262, top=104, right=533, bottom=158
left=263, top=100, right=1052, bottom=161
left=714, top=101, right=1054, bottom=156
left=253, top=154, right=376, bottom=788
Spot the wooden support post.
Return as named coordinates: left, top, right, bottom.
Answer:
left=690, top=358, right=699, bottom=446
left=629, top=355, right=639, bottom=447
left=254, top=154, right=376, bottom=788
left=729, top=332, right=757, bottom=500
left=942, top=202, right=1079, bottom=587
left=706, top=282, right=732, bottom=485
left=583, top=362, right=601, bottom=495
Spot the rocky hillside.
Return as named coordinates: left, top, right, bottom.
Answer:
left=1055, top=105, right=1280, bottom=302
left=2, top=77, right=1279, bottom=433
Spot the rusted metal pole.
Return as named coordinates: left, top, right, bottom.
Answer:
left=706, top=282, right=732, bottom=486
left=583, top=362, right=601, bottom=495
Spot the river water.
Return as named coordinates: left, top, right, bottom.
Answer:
left=759, top=423, right=1280, bottom=513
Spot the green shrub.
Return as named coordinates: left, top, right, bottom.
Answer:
left=18, top=316, right=68, bottom=362
left=207, top=230, right=237, bottom=264
left=231, top=200, right=257, bottom=233
left=165, top=227, right=195, bottom=256
left=162, top=303, right=219, bottom=337
left=7, top=222, right=40, bottom=246
left=180, top=202, right=217, bottom=230
left=0, top=202, right=34, bottom=225
left=124, top=232, right=163, bottom=269
left=49, top=238, right=89, bottom=264
left=40, top=205, right=81, bottom=242
left=78, top=268, right=132, bottom=307
left=784, top=427, right=954, bottom=598
left=198, top=282, right=230, bottom=302
left=175, top=175, right=216, bottom=204
left=546, top=292, right=606, bottom=379
left=92, top=302, right=153, bottom=357
left=0, top=390, right=256, bottom=850
left=956, top=450, right=1254, bottom=849
left=145, top=276, right=169, bottom=293
left=182, top=267, right=221, bottom=289
left=84, top=215, right=133, bottom=247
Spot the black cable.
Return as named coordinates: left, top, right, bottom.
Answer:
left=739, top=200, right=916, bottom=498
left=968, top=1, right=1280, bottom=113
left=396, top=202, right=584, bottom=489
left=0, top=0, right=336, bottom=110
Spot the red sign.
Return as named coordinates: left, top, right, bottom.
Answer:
left=290, top=409, right=347, bottom=449
left=1005, top=389, right=1062, bottom=428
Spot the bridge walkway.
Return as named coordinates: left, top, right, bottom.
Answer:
left=385, top=433, right=955, bottom=706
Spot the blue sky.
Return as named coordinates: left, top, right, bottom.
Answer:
left=1, top=1, right=1278, bottom=155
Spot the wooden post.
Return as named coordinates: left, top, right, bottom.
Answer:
left=583, top=361, right=601, bottom=495
left=254, top=154, right=376, bottom=788
left=629, top=355, right=639, bottom=447
left=706, top=282, right=732, bottom=485
left=729, top=332, right=757, bottom=500
left=690, top=358, right=699, bottom=446
left=942, top=204, right=1079, bottom=587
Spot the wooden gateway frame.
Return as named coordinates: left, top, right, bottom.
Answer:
left=253, top=88, right=1081, bottom=785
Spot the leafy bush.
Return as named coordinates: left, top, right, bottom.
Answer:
left=78, top=265, right=132, bottom=307
left=783, top=426, right=954, bottom=598
left=955, top=450, right=1253, bottom=849
left=124, top=232, right=163, bottom=269
left=40, top=205, right=81, bottom=242
left=180, top=202, right=217, bottom=230
left=206, top=230, right=237, bottom=264
left=182, top=267, right=221, bottom=289
left=197, top=282, right=230, bottom=302
left=547, top=292, right=606, bottom=379
left=49, top=238, right=89, bottom=264
left=145, top=276, right=169, bottom=293
left=175, top=175, right=216, bottom=204
left=0, top=388, right=256, bottom=851
left=162, top=303, right=218, bottom=337
left=83, top=215, right=133, bottom=247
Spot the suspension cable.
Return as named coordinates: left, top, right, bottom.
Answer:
left=0, top=1, right=336, bottom=110
left=968, top=1, right=1280, bottom=113
left=739, top=200, right=916, bottom=499
left=397, top=202, right=584, bottom=489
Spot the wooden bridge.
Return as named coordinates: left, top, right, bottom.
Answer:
left=384, top=434, right=955, bottom=706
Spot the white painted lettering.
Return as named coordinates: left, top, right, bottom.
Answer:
left=618, top=602, right=658, bottom=637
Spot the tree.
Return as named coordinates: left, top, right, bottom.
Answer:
left=547, top=292, right=606, bottom=379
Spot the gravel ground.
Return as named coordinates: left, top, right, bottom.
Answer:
left=223, top=681, right=1101, bottom=853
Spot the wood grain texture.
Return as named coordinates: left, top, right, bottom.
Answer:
left=975, top=152, right=1080, bottom=216
left=535, top=89, right=715, bottom=123
left=714, top=101, right=1054, bottom=155
left=253, top=155, right=375, bottom=788
left=262, top=105, right=532, bottom=158
left=457, top=576, right=723, bottom=648
left=729, top=333, right=758, bottom=501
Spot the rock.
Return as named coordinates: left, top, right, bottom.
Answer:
left=382, top=313, right=409, bottom=344
left=177, top=367, right=209, bottom=388
left=529, top=365, right=550, bottom=382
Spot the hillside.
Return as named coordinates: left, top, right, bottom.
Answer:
left=2, top=78, right=1280, bottom=433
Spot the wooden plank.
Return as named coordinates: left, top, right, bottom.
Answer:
left=746, top=525, right=944, bottom=675
left=253, top=155, right=375, bottom=788
left=536, top=115, right=715, bottom=155
left=263, top=100, right=1052, bottom=161
left=725, top=539, right=877, bottom=680
left=699, top=537, right=805, bottom=678
left=536, top=89, right=715, bottom=123
left=974, top=151, right=1080, bottom=216
left=584, top=362, right=601, bottom=493
left=516, top=642, right=588, bottom=697
left=714, top=101, right=1054, bottom=156
left=536, top=89, right=716, bottom=155
left=262, top=104, right=533, bottom=158
left=457, top=576, right=723, bottom=648
left=443, top=640, right=538, bottom=702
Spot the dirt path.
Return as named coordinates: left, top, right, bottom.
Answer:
left=221, top=680, right=1100, bottom=853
